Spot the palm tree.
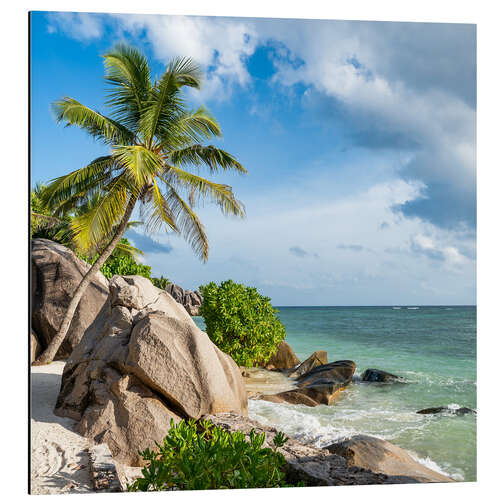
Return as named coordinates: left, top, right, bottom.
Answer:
left=34, top=45, right=246, bottom=364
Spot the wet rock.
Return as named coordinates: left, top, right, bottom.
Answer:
left=290, top=350, right=328, bottom=378
left=296, top=360, right=356, bottom=387
left=324, top=435, right=453, bottom=483
left=361, top=368, right=404, bottom=383
left=417, top=406, right=476, bottom=416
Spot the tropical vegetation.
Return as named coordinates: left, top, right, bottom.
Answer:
left=33, top=44, right=246, bottom=364
left=199, top=280, right=286, bottom=367
left=127, top=419, right=296, bottom=491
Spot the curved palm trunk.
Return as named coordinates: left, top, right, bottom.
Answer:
left=34, top=196, right=138, bottom=365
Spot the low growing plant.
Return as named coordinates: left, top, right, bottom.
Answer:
left=199, top=280, right=286, bottom=367
left=127, top=419, right=295, bottom=491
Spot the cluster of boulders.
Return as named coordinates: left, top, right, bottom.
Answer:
left=164, top=283, right=203, bottom=316
left=253, top=342, right=404, bottom=408
left=30, top=238, right=458, bottom=486
left=54, top=274, right=247, bottom=466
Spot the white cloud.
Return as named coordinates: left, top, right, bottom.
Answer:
left=46, top=12, right=103, bottom=41
left=105, top=14, right=475, bottom=228
left=113, top=14, right=258, bottom=101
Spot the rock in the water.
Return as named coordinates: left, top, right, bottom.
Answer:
left=324, top=435, right=453, bottom=483
left=202, top=413, right=431, bottom=486
left=296, top=360, right=356, bottom=387
left=361, top=368, right=404, bottom=383
left=31, top=238, right=109, bottom=359
left=417, top=406, right=476, bottom=416
left=55, top=275, right=247, bottom=466
left=31, top=330, right=42, bottom=363
left=264, top=341, right=300, bottom=371
left=262, top=360, right=356, bottom=406
left=290, top=350, right=328, bottom=377
left=259, top=390, right=320, bottom=407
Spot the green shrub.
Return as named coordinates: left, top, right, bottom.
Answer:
left=127, top=419, right=296, bottom=491
left=151, top=275, right=171, bottom=290
left=199, top=280, right=286, bottom=367
left=81, top=241, right=152, bottom=280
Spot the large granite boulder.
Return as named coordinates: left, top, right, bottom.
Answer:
left=324, top=435, right=453, bottom=483
left=55, top=275, right=247, bottom=466
left=264, top=341, right=300, bottom=371
left=202, top=413, right=440, bottom=485
left=290, top=350, right=327, bottom=378
left=361, top=368, right=404, bottom=383
left=31, top=238, right=109, bottom=359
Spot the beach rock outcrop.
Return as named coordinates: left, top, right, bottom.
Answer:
left=296, top=360, right=356, bottom=386
left=260, top=390, right=319, bottom=407
left=263, top=341, right=300, bottom=371
left=324, top=435, right=453, bottom=483
left=417, top=406, right=476, bottom=416
left=55, top=275, right=247, bottom=466
left=164, top=283, right=203, bottom=316
left=31, top=238, right=109, bottom=359
left=260, top=360, right=356, bottom=407
left=361, top=368, right=404, bottom=383
left=290, top=350, right=328, bottom=378
left=202, top=413, right=442, bottom=485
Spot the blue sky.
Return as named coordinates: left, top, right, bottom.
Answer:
left=30, top=12, right=476, bottom=305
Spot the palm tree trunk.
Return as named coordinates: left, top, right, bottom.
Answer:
left=34, top=196, right=138, bottom=365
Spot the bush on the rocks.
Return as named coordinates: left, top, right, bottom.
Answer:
left=127, top=419, right=295, bottom=491
left=199, top=280, right=286, bottom=367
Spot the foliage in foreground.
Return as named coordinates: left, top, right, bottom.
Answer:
left=127, top=419, right=296, bottom=491
left=199, top=280, right=286, bottom=367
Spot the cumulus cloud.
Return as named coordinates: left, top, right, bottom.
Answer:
left=50, top=14, right=475, bottom=230
left=107, top=15, right=475, bottom=230
left=46, top=12, right=104, bottom=40
left=112, top=14, right=258, bottom=100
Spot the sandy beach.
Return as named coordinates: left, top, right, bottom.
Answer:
left=30, top=361, right=93, bottom=495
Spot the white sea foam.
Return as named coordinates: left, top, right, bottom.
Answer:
left=248, top=398, right=464, bottom=480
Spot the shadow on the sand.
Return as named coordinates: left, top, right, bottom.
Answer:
left=30, top=371, right=74, bottom=426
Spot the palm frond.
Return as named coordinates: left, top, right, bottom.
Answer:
left=40, top=156, right=116, bottom=214
left=52, top=98, right=135, bottom=145
left=70, top=177, right=129, bottom=251
left=169, top=144, right=247, bottom=175
left=112, top=145, right=163, bottom=187
left=163, top=180, right=209, bottom=262
left=162, top=166, right=246, bottom=218
left=157, top=107, right=222, bottom=150
left=103, top=44, right=152, bottom=132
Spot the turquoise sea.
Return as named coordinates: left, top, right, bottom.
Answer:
left=196, top=306, right=477, bottom=481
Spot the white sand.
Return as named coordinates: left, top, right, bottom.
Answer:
left=30, top=361, right=93, bottom=495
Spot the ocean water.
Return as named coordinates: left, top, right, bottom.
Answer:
left=195, top=306, right=477, bottom=482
